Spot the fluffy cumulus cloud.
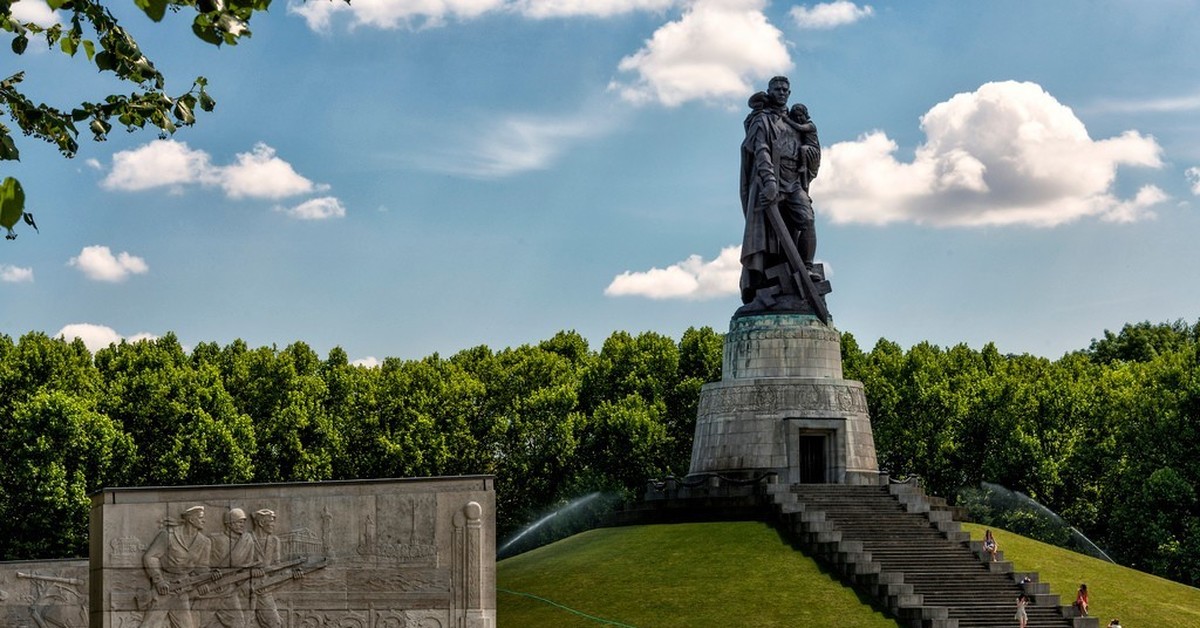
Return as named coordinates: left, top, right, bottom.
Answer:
left=101, top=140, right=343, bottom=219
left=790, top=1, right=872, bottom=29
left=612, top=0, right=791, bottom=106
left=1, top=264, right=34, bottom=283
left=352, top=356, right=382, bottom=368
left=56, top=323, right=158, bottom=354
left=514, top=0, right=676, bottom=19
left=220, top=143, right=326, bottom=200
left=275, top=197, right=347, bottom=220
left=284, top=0, right=784, bottom=107
left=102, top=140, right=216, bottom=193
left=289, top=0, right=674, bottom=29
left=288, top=0, right=506, bottom=31
left=606, top=245, right=741, bottom=299
left=818, top=81, right=1166, bottom=228
left=68, top=245, right=149, bottom=282
left=9, top=0, right=59, bottom=26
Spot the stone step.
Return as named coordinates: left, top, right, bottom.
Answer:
left=774, top=483, right=1074, bottom=628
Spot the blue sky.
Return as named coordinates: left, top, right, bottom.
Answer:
left=3, top=0, right=1200, bottom=364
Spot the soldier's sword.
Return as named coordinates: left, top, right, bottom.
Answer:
left=763, top=200, right=829, bottom=325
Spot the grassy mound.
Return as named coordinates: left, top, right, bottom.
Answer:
left=497, top=521, right=1200, bottom=628
left=496, top=521, right=899, bottom=628
left=962, top=523, right=1200, bottom=628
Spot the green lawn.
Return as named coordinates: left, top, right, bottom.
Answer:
left=496, top=521, right=900, bottom=628
left=962, top=523, right=1200, bottom=628
left=497, top=520, right=1200, bottom=628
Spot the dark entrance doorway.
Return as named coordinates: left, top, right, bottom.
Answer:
left=797, top=434, right=826, bottom=483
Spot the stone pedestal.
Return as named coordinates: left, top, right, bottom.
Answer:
left=688, top=314, right=879, bottom=484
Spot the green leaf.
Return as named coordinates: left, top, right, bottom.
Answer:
left=132, top=0, right=168, bottom=22
left=1, top=176, right=27, bottom=231
left=61, top=36, right=78, bottom=56
left=198, top=91, right=216, bottom=112
left=46, top=0, right=68, bottom=9
left=0, top=133, right=18, bottom=161
left=172, top=100, right=195, bottom=125
left=192, top=20, right=223, bottom=46
left=89, top=119, right=110, bottom=140
left=12, top=35, right=29, bottom=55
left=95, top=51, right=115, bottom=72
left=82, top=40, right=95, bottom=61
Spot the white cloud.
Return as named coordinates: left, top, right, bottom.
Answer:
left=56, top=323, right=158, bottom=354
left=818, top=81, right=1166, bottom=228
left=102, top=140, right=215, bottom=192
left=275, top=196, right=347, bottom=220
left=101, top=139, right=344, bottom=212
left=288, top=0, right=505, bottom=31
left=352, top=356, right=382, bottom=368
left=606, top=245, right=741, bottom=300
left=85, top=158, right=102, bottom=170
left=790, top=1, right=873, bottom=29
left=68, top=245, right=150, bottom=282
left=1089, top=92, right=1200, bottom=114
left=10, top=0, right=59, bottom=27
left=1187, top=167, right=1200, bottom=195
left=515, top=0, right=676, bottom=18
left=426, top=111, right=612, bottom=178
left=611, top=0, right=791, bottom=107
left=221, top=143, right=324, bottom=200
left=1, top=264, right=34, bottom=283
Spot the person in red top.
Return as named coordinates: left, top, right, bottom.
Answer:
left=1074, top=583, right=1089, bottom=616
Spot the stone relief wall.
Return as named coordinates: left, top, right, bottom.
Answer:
left=0, top=559, right=89, bottom=628
left=92, top=477, right=494, bottom=628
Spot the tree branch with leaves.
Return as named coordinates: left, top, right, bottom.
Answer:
left=0, top=0, right=285, bottom=239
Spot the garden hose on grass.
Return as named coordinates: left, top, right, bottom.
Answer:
left=497, top=587, right=640, bottom=627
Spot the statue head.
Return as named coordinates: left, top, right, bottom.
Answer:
left=790, top=103, right=810, bottom=123
left=767, top=76, right=790, bottom=108
left=182, top=505, right=205, bottom=530
left=225, top=508, right=247, bottom=534
left=252, top=508, right=277, bottom=533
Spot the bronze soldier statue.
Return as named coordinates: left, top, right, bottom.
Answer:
left=738, top=75, right=830, bottom=320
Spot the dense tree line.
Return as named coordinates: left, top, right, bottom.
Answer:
left=1, top=320, right=1198, bottom=586
left=0, top=327, right=722, bottom=560
left=841, top=320, right=1200, bottom=586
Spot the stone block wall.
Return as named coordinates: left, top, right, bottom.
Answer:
left=90, top=476, right=495, bottom=628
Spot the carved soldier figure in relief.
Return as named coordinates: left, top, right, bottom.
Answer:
left=739, top=75, right=827, bottom=315
left=249, top=509, right=286, bottom=628
left=141, top=505, right=212, bottom=628
left=195, top=508, right=255, bottom=628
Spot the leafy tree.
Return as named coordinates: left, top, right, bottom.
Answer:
left=1, top=0, right=276, bottom=238
left=0, top=390, right=133, bottom=559
left=95, top=334, right=256, bottom=484
left=1086, top=319, right=1197, bottom=364
left=213, top=341, right=340, bottom=482
left=665, top=326, right=722, bottom=473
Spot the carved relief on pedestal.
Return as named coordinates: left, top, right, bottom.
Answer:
left=699, top=382, right=868, bottom=417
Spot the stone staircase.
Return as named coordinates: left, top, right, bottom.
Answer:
left=769, top=482, right=1099, bottom=628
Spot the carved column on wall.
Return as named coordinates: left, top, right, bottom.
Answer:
left=450, top=501, right=490, bottom=628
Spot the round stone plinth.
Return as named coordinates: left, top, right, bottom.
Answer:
left=724, top=314, right=843, bottom=380
left=688, top=314, right=879, bottom=484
